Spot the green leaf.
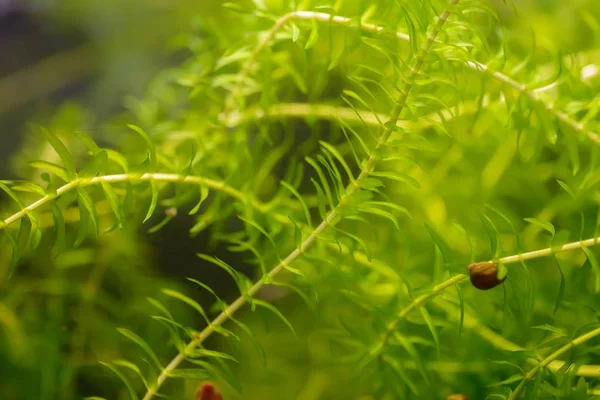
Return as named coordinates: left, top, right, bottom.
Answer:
left=75, top=130, right=100, bottom=154
left=280, top=181, right=312, bottom=228
left=456, top=285, right=464, bottom=336
left=362, top=201, right=412, bottom=219
left=393, top=332, right=429, bottom=384
left=188, top=185, right=209, bottom=215
left=146, top=297, right=174, bottom=320
left=306, top=157, right=334, bottom=211
left=382, top=356, right=419, bottom=395
left=99, top=362, right=138, bottom=400
left=253, top=299, right=297, bottom=337
left=305, top=18, right=319, bottom=49
left=185, top=358, right=242, bottom=393
left=336, top=227, right=371, bottom=262
left=480, top=213, right=500, bottom=258
left=581, top=246, right=600, bottom=293
left=112, top=359, right=149, bottom=390
left=50, top=202, right=66, bottom=259
left=524, top=367, right=545, bottom=400
left=76, top=188, right=99, bottom=240
left=524, top=217, right=555, bottom=237
left=557, top=179, right=576, bottom=199
left=221, top=1, right=255, bottom=14
left=531, top=324, right=567, bottom=336
left=497, top=262, right=508, bottom=281
left=151, top=316, right=190, bottom=341
left=29, top=161, right=69, bottom=181
left=144, top=180, right=159, bottom=223
left=40, top=128, right=76, bottom=180
left=79, top=150, right=108, bottom=178
left=196, top=253, right=249, bottom=301
left=424, top=221, right=453, bottom=262
left=290, top=217, right=303, bottom=251
left=5, top=231, right=19, bottom=279
left=359, top=177, right=384, bottom=190
left=6, top=218, right=32, bottom=278
left=11, top=181, right=47, bottom=196
left=291, top=23, right=300, bottom=42
left=187, top=348, right=238, bottom=363
left=358, top=205, right=399, bottom=230
left=128, top=124, right=156, bottom=170
left=0, top=181, right=26, bottom=209
left=319, top=140, right=356, bottom=184
left=370, top=171, right=420, bottom=188
left=101, top=181, right=124, bottom=229
left=310, top=178, right=327, bottom=220
left=230, top=316, right=266, bottom=367
left=147, top=212, right=175, bottom=234
left=165, top=368, right=210, bottom=379
left=162, top=289, right=210, bottom=326
left=419, top=307, right=440, bottom=356
left=117, top=328, right=163, bottom=371
left=551, top=256, right=565, bottom=315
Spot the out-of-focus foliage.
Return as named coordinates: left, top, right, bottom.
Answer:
left=2, top=0, right=600, bottom=399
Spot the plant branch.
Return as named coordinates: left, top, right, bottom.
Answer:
left=434, top=300, right=600, bottom=378
left=379, top=235, right=600, bottom=353
left=508, top=326, right=600, bottom=399
left=2, top=169, right=402, bottom=286
left=222, top=10, right=600, bottom=146
left=465, top=61, right=600, bottom=146
left=143, top=2, right=459, bottom=398
left=0, top=173, right=264, bottom=231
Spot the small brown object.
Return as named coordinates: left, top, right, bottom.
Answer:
left=446, top=395, right=469, bottom=400
left=468, top=261, right=506, bottom=290
left=196, top=382, right=222, bottom=400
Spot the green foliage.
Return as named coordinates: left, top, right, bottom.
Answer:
left=3, top=0, right=600, bottom=399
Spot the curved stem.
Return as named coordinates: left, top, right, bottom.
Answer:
left=380, top=235, right=600, bottom=350
left=0, top=173, right=263, bottom=231
left=508, top=326, right=600, bottom=399
left=223, top=10, right=600, bottom=146
left=434, top=300, right=600, bottom=378
left=142, top=3, right=459, bottom=398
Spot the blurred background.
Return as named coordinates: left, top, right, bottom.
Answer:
left=0, top=0, right=225, bottom=176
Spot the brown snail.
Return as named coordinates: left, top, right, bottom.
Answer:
left=446, top=395, right=469, bottom=400
left=468, top=261, right=506, bottom=290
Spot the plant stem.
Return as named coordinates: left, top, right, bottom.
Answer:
left=465, top=61, right=600, bottom=146
left=224, top=10, right=600, bottom=146
left=142, top=3, right=459, bottom=398
left=508, top=326, right=600, bottom=399
left=0, top=173, right=264, bottom=231
left=434, top=300, right=600, bottom=378
left=380, top=235, right=600, bottom=351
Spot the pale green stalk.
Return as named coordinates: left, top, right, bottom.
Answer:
left=141, top=3, right=460, bottom=399
left=508, top=326, right=600, bottom=399
left=222, top=10, right=600, bottom=146
left=381, top=236, right=600, bottom=349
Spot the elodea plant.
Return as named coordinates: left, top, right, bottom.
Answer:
left=2, top=0, right=600, bottom=399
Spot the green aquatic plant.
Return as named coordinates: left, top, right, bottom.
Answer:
left=2, top=0, right=600, bottom=399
